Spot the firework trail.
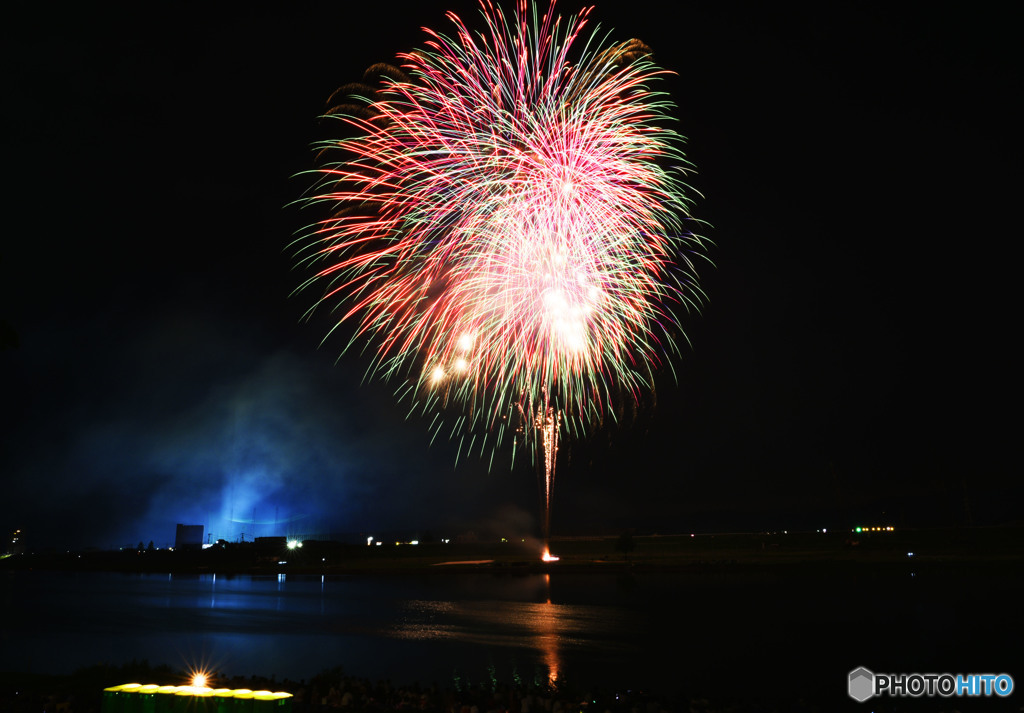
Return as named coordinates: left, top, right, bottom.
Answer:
left=293, top=0, right=707, bottom=537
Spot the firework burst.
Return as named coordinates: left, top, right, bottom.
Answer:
left=294, top=0, right=707, bottom=475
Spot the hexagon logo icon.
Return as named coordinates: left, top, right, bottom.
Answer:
left=848, top=667, right=874, bottom=702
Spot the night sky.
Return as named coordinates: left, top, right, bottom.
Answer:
left=2, top=2, right=1016, bottom=551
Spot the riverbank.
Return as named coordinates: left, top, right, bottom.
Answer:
left=0, top=662, right=788, bottom=713
left=3, top=527, right=1021, bottom=575
left=5, top=656, right=1019, bottom=713
left=0, top=661, right=878, bottom=713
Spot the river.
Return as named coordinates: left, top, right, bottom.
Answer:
left=1, top=566, right=1020, bottom=706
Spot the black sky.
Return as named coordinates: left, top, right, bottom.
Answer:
left=2, top=1, right=1017, bottom=550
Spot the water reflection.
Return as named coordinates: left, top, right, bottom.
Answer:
left=9, top=567, right=1008, bottom=695
left=538, top=575, right=560, bottom=685
left=389, top=573, right=632, bottom=686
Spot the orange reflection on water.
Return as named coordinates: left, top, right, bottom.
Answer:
left=389, top=574, right=626, bottom=687
left=534, top=574, right=560, bottom=685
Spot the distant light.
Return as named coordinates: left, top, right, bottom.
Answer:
left=190, top=672, right=209, bottom=688
left=907, top=552, right=914, bottom=557
left=287, top=540, right=302, bottom=550
left=375, top=541, right=381, bottom=546
left=367, top=536, right=374, bottom=546
left=410, top=540, right=419, bottom=546
left=855, top=527, right=862, bottom=533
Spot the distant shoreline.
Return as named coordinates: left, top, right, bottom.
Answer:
left=4, top=526, right=1021, bottom=576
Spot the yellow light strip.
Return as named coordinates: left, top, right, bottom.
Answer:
left=105, top=683, right=292, bottom=698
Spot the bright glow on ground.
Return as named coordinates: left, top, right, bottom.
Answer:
left=541, top=548, right=560, bottom=562
left=190, top=672, right=209, bottom=688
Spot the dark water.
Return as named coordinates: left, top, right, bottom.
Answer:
left=2, top=567, right=1021, bottom=706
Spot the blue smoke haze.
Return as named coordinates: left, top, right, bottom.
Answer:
left=3, top=303, right=533, bottom=550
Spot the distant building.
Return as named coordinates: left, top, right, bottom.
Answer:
left=174, top=524, right=204, bottom=551
left=254, top=536, right=287, bottom=552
